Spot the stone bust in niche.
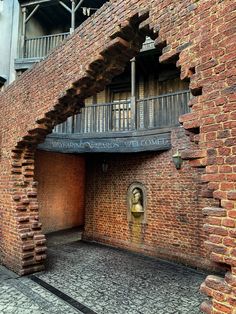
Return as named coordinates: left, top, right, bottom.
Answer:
left=131, top=187, right=144, bottom=217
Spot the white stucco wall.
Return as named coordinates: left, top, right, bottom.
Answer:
left=0, top=0, right=20, bottom=84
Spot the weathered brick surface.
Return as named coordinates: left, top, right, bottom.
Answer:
left=84, top=128, right=218, bottom=270
left=34, top=151, right=86, bottom=234
left=0, top=0, right=235, bottom=312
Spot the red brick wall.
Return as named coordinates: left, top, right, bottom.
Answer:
left=0, top=0, right=235, bottom=312
left=84, top=128, right=218, bottom=270
left=34, top=151, right=85, bottom=234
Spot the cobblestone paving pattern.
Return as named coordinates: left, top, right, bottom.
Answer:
left=34, top=241, right=208, bottom=314
left=0, top=266, right=81, bottom=314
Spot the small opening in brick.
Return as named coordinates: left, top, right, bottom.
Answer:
left=187, top=127, right=200, bottom=135
left=191, top=86, right=202, bottom=96
left=149, top=31, right=159, bottom=40
left=189, top=67, right=196, bottom=75
left=154, top=39, right=167, bottom=51
left=162, top=52, right=180, bottom=65
left=213, top=262, right=231, bottom=275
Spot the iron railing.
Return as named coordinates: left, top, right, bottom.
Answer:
left=53, top=90, right=191, bottom=135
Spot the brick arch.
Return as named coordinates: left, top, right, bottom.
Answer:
left=5, top=10, right=154, bottom=275
left=0, top=0, right=235, bottom=312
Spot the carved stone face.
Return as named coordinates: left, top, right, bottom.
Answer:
left=131, top=188, right=144, bottom=216
left=132, top=188, right=142, bottom=205
left=127, top=183, right=146, bottom=221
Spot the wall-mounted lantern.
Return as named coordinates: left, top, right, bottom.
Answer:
left=172, top=150, right=183, bottom=170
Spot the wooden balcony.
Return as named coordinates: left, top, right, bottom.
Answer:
left=15, top=34, right=155, bottom=70
left=38, top=90, right=191, bottom=154
left=24, top=32, right=70, bottom=59
left=15, top=32, right=70, bottom=70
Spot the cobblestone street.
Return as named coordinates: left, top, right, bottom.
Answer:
left=0, top=239, right=208, bottom=314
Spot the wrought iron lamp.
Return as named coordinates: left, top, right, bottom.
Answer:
left=172, top=150, right=182, bottom=170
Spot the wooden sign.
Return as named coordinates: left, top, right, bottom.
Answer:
left=38, top=130, right=171, bottom=154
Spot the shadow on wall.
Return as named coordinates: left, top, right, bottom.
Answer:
left=34, top=150, right=86, bottom=234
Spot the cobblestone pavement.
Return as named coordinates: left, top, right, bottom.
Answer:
left=0, top=265, right=81, bottom=314
left=0, top=240, right=209, bottom=314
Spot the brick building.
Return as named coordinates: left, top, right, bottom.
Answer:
left=0, top=0, right=235, bottom=313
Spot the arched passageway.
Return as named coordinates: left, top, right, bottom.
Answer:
left=0, top=1, right=235, bottom=313
left=35, top=41, right=217, bottom=272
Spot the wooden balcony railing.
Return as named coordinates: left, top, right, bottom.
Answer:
left=53, top=90, right=191, bottom=135
left=136, top=91, right=191, bottom=129
left=21, top=34, right=154, bottom=60
left=24, top=32, right=70, bottom=59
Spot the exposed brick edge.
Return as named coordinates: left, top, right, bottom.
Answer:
left=7, top=10, right=154, bottom=276
left=2, top=2, right=235, bottom=313
left=178, top=44, right=236, bottom=314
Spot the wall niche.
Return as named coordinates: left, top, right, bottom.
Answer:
left=127, top=182, right=147, bottom=223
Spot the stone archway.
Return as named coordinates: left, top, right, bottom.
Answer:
left=0, top=0, right=235, bottom=313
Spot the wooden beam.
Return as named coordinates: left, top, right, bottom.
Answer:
left=21, top=7, right=27, bottom=58
left=38, top=130, right=172, bottom=154
left=131, top=57, right=136, bottom=98
left=71, top=0, right=75, bottom=33
left=75, top=0, right=84, bottom=12
left=21, top=0, right=51, bottom=7
left=130, top=58, right=136, bottom=130
left=25, top=4, right=40, bottom=23
left=59, top=0, right=71, bottom=13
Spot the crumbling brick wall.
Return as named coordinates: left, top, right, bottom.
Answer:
left=0, top=0, right=235, bottom=312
